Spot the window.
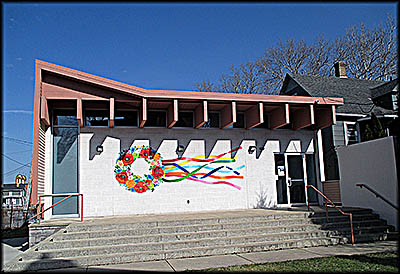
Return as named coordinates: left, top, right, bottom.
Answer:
left=85, top=109, right=109, bottom=127
left=233, top=113, right=245, bottom=128
left=344, top=122, right=359, bottom=145
left=145, top=111, right=167, bottom=127
left=52, top=109, right=78, bottom=126
left=115, top=110, right=138, bottom=127
left=175, top=111, right=194, bottom=128
left=201, top=112, right=220, bottom=128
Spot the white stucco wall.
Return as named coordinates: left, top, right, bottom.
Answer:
left=44, top=127, right=318, bottom=218
left=337, top=136, right=398, bottom=230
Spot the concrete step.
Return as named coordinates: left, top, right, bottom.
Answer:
left=310, top=213, right=381, bottom=224
left=4, top=236, right=341, bottom=272
left=320, top=219, right=389, bottom=230
left=4, top=207, right=394, bottom=272
left=51, top=217, right=317, bottom=241
left=21, top=230, right=334, bottom=260
left=39, top=223, right=324, bottom=250
left=309, top=207, right=373, bottom=217
left=64, top=212, right=311, bottom=233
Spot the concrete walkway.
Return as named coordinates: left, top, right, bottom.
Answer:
left=6, top=240, right=396, bottom=272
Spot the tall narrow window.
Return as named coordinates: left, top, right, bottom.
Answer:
left=344, top=122, right=359, bottom=145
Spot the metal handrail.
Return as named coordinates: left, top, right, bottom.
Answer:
left=28, top=193, right=83, bottom=224
left=306, top=185, right=354, bottom=245
left=356, top=184, right=398, bottom=210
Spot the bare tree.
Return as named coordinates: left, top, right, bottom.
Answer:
left=333, top=15, right=397, bottom=80
left=194, top=80, right=215, bottom=92
left=194, top=15, right=397, bottom=93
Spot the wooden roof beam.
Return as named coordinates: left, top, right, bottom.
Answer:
left=292, top=104, right=315, bottom=130
left=139, top=98, right=147, bottom=128
left=77, top=98, right=83, bottom=127
left=194, top=101, right=208, bottom=129
left=40, top=95, right=50, bottom=126
left=167, top=99, right=178, bottom=128
left=315, top=105, right=336, bottom=129
left=109, top=97, right=115, bottom=128
left=245, top=102, right=263, bottom=129
left=221, top=102, right=236, bottom=129
left=270, top=103, right=290, bottom=129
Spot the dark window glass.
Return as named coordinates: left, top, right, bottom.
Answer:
left=175, top=111, right=193, bottom=127
left=115, top=110, right=138, bottom=127
left=346, top=123, right=359, bottom=145
left=146, top=111, right=166, bottom=127
left=233, top=113, right=245, bottom=128
left=53, top=109, right=78, bottom=126
left=85, top=109, right=109, bottom=127
left=201, top=112, right=219, bottom=128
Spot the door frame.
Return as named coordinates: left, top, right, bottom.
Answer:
left=51, top=111, right=80, bottom=219
left=276, top=152, right=309, bottom=207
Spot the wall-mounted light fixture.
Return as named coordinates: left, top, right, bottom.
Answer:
left=176, top=144, right=185, bottom=158
left=248, top=146, right=256, bottom=154
left=96, top=145, right=103, bottom=153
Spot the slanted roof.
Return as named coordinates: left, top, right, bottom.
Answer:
left=281, top=73, right=395, bottom=115
left=370, top=78, right=398, bottom=99
left=2, top=184, right=26, bottom=191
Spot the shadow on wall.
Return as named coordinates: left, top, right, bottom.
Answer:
left=84, top=128, right=308, bottom=160
left=253, top=186, right=275, bottom=209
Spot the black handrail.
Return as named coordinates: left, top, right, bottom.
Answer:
left=356, top=184, right=398, bottom=210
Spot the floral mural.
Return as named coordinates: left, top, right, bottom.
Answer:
left=115, top=145, right=244, bottom=193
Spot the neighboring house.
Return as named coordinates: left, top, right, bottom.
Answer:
left=2, top=184, right=26, bottom=208
left=29, top=60, right=344, bottom=221
left=280, top=61, right=398, bottom=202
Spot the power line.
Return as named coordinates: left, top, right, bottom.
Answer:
left=1, top=153, right=29, bottom=166
left=1, top=136, right=33, bottom=146
left=2, top=162, right=31, bottom=176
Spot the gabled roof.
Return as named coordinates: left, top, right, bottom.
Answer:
left=280, top=73, right=395, bottom=115
left=370, top=78, right=398, bottom=99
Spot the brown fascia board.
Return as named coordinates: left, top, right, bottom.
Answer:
left=35, top=60, right=344, bottom=106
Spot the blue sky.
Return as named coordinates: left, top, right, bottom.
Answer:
left=2, top=2, right=397, bottom=184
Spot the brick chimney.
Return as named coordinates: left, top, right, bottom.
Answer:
left=334, top=61, right=347, bottom=78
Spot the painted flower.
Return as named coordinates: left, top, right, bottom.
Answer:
left=152, top=166, right=164, bottom=179
left=134, top=182, right=149, bottom=193
left=153, top=153, right=161, bottom=161
left=122, top=152, right=134, bottom=165
left=144, top=179, right=152, bottom=186
left=140, top=148, right=150, bottom=159
left=115, top=171, right=128, bottom=184
left=117, top=160, right=124, bottom=167
left=126, top=180, right=136, bottom=189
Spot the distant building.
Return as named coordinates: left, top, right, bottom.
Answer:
left=280, top=61, right=398, bottom=202
left=2, top=184, right=26, bottom=208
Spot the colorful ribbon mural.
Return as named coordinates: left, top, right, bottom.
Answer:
left=114, top=145, right=244, bottom=193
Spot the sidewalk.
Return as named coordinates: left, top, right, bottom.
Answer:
left=1, top=237, right=29, bottom=267
left=10, top=240, right=396, bottom=272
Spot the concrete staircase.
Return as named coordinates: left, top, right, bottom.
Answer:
left=3, top=207, right=394, bottom=272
